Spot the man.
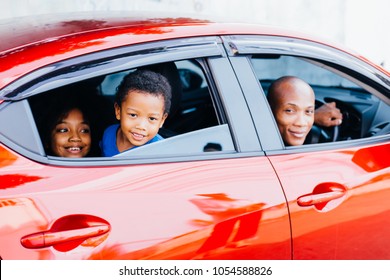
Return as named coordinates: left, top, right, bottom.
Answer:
left=268, top=76, right=343, bottom=146
left=268, top=76, right=316, bottom=146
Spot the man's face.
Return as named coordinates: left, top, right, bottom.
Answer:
left=272, top=82, right=315, bottom=146
left=115, top=90, right=167, bottom=152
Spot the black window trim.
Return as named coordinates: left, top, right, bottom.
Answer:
left=223, top=35, right=390, bottom=101
left=0, top=36, right=224, bottom=101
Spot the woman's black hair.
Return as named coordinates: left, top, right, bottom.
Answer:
left=43, top=92, right=93, bottom=156
left=31, top=87, right=99, bottom=157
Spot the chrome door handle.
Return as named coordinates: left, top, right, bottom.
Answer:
left=297, top=190, right=345, bottom=207
left=21, top=224, right=110, bottom=249
left=20, top=214, right=110, bottom=251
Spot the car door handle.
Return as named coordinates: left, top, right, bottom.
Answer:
left=20, top=214, right=111, bottom=251
left=21, top=224, right=110, bottom=249
left=297, top=182, right=347, bottom=209
left=297, top=190, right=345, bottom=206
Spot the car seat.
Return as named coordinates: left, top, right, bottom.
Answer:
left=140, top=62, right=183, bottom=138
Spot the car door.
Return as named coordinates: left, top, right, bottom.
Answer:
left=0, top=36, right=291, bottom=259
left=226, top=35, right=390, bottom=259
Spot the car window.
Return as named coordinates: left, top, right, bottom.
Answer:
left=249, top=54, right=390, bottom=145
left=251, top=55, right=359, bottom=89
left=28, top=59, right=234, bottom=158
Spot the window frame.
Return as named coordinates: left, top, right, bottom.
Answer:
left=222, top=35, right=390, bottom=153
left=0, top=36, right=263, bottom=166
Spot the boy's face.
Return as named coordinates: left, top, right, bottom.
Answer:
left=115, top=90, right=167, bottom=151
left=50, top=108, right=91, bottom=157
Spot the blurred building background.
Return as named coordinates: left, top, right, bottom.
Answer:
left=0, top=0, right=389, bottom=70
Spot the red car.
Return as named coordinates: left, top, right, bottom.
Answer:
left=0, top=12, right=389, bottom=260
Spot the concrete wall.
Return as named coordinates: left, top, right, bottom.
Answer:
left=0, top=0, right=389, bottom=70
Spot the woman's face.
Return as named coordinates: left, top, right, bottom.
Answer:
left=50, top=108, right=91, bottom=157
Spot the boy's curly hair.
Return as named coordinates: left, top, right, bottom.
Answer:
left=115, top=69, right=172, bottom=114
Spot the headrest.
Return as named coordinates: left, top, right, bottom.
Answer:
left=140, top=62, right=182, bottom=117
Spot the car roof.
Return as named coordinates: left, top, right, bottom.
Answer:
left=0, top=12, right=212, bottom=53
left=0, top=11, right=310, bottom=53
left=0, top=11, right=376, bottom=91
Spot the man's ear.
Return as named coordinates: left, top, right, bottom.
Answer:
left=114, top=103, right=121, bottom=121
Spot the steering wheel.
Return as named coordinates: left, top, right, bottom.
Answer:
left=322, top=121, right=340, bottom=142
left=307, top=124, right=339, bottom=144
left=306, top=99, right=344, bottom=144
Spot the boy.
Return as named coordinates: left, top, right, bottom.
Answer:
left=101, top=69, right=172, bottom=156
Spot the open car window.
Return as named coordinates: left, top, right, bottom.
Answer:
left=28, top=59, right=235, bottom=159
left=249, top=54, right=390, bottom=145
